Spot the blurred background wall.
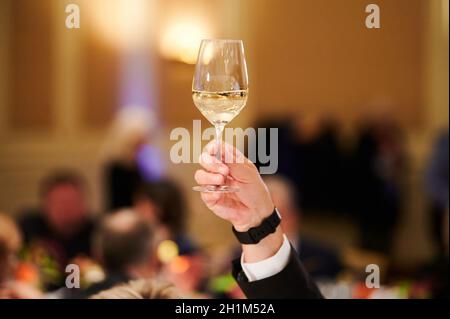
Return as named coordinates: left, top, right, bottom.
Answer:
left=0, top=0, right=448, bottom=267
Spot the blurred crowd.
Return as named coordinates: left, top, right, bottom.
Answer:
left=0, top=113, right=448, bottom=299
left=255, top=114, right=448, bottom=298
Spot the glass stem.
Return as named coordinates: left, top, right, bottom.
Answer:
left=215, top=124, right=225, bottom=161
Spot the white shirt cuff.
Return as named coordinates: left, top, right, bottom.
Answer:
left=240, top=234, right=291, bottom=282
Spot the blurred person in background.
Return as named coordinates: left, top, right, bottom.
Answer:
left=253, top=117, right=300, bottom=188
left=422, top=129, right=449, bottom=299
left=263, top=175, right=342, bottom=280
left=91, top=278, right=181, bottom=299
left=133, top=179, right=199, bottom=255
left=352, top=117, right=405, bottom=254
left=255, top=114, right=406, bottom=254
left=101, top=108, right=164, bottom=211
left=0, top=214, right=22, bottom=284
left=293, top=114, right=342, bottom=213
left=435, top=208, right=449, bottom=298
left=18, top=171, right=95, bottom=290
left=0, top=213, right=42, bottom=299
left=425, top=129, right=449, bottom=254
left=133, top=179, right=207, bottom=296
left=254, top=115, right=342, bottom=214
left=74, top=210, right=155, bottom=298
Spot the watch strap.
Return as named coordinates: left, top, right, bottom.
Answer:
left=232, top=208, right=281, bottom=244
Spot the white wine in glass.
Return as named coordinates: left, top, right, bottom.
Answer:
left=192, top=90, right=248, bottom=125
left=192, top=39, right=249, bottom=193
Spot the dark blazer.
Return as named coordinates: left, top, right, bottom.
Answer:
left=232, top=246, right=323, bottom=299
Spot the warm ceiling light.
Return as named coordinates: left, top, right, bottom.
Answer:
left=159, top=19, right=213, bottom=64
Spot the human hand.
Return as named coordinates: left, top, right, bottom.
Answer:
left=194, top=141, right=274, bottom=232
left=195, top=142, right=284, bottom=263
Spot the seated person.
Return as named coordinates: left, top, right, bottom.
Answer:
left=0, top=213, right=42, bottom=299
left=425, top=129, right=449, bottom=253
left=19, top=171, right=95, bottom=289
left=263, top=175, right=342, bottom=279
left=0, top=213, right=22, bottom=284
left=74, top=210, right=156, bottom=298
left=133, top=180, right=206, bottom=295
left=91, top=278, right=180, bottom=299
left=133, top=179, right=199, bottom=256
left=194, top=141, right=323, bottom=298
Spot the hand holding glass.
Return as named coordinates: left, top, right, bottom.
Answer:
left=192, top=39, right=249, bottom=193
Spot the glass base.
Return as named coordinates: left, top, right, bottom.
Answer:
left=192, top=185, right=239, bottom=193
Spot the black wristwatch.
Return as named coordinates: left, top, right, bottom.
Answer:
left=232, top=207, right=281, bottom=244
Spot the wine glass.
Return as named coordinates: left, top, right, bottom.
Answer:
left=192, top=39, right=249, bottom=193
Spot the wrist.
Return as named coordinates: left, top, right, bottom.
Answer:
left=233, top=203, right=275, bottom=232
left=242, top=226, right=284, bottom=263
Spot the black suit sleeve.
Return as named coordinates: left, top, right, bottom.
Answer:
left=232, top=246, right=324, bottom=299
